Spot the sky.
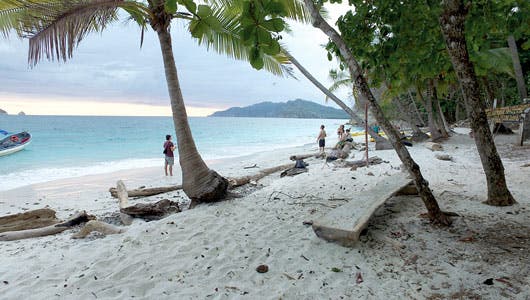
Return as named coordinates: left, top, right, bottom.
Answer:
left=0, top=4, right=353, bottom=116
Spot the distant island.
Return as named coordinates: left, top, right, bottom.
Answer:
left=18, top=111, right=26, bottom=116
left=0, top=108, right=7, bottom=115
left=210, top=99, right=349, bottom=119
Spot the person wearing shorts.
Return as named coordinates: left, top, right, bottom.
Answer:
left=316, top=125, right=327, bottom=153
left=163, top=134, right=176, bottom=176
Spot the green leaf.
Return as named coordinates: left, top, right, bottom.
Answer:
left=203, top=16, right=222, bottom=31
left=165, top=0, right=177, bottom=15
left=331, top=267, right=342, bottom=272
left=262, top=18, right=284, bottom=32
left=178, top=0, right=196, bottom=14
left=250, top=46, right=264, bottom=69
left=197, top=5, right=212, bottom=18
left=262, top=39, right=280, bottom=55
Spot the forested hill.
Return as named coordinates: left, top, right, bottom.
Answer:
left=209, top=99, right=349, bottom=119
left=0, top=109, right=7, bottom=115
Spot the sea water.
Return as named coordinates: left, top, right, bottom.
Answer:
left=0, top=115, right=356, bottom=191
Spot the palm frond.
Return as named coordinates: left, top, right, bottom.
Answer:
left=5, top=0, right=149, bottom=66
left=194, top=4, right=294, bottom=77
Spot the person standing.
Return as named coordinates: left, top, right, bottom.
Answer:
left=163, top=134, right=176, bottom=176
left=317, top=125, right=327, bottom=153
left=337, top=124, right=345, bottom=139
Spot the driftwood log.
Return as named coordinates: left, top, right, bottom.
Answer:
left=109, top=185, right=183, bottom=198
left=116, top=180, right=181, bottom=222
left=0, top=211, right=95, bottom=241
left=0, top=208, right=59, bottom=233
left=72, top=220, right=124, bottom=239
left=289, top=153, right=319, bottom=161
left=227, top=163, right=294, bottom=188
left=121, top=199, right=180, bottom=220
left=334, top=156, right=384, bottom=170
left=116, top=180, right=134, bottom=225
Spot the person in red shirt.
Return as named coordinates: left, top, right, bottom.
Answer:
left=163, top=134, right=176, bottom=176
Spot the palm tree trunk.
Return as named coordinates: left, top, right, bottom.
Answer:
left=156, top=28, right=228, bottom=206
left=507, top=35, right=528, bottom=101
left=304, top=0, right=450, bottom=225
left=284, top=51, right=391, bottom=149
left=440, top=0, right=515, bottom=206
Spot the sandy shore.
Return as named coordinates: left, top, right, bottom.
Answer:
left=1, top=129, right=529, bottom=299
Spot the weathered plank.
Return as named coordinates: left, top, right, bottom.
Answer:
left=312, top=174, right=413, bottom=247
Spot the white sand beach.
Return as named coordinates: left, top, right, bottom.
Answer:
left=1, top=129, right=529, bottom=299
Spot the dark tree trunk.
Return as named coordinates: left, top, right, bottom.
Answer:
left=304, top=0, right=451, bottom=225
left=421, top=84, right=443, bottom=141
left=507, top=35, right=528, bottom=101
left=440, top=0, right=515, bottom=206
left=150, top=3, right=227, bottom=207
left=431, top=80, right=450, bottom=137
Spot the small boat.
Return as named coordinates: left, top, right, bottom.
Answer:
left=0, top=131, right=32, bottom=157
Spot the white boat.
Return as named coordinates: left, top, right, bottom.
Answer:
left=0, top=131, right=31, bottom=157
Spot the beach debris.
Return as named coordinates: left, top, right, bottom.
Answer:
left=435, top=154, right=453, bottom=161
left=355, top=272, right=364, bottom=284
left=115, top=181, right=181, bottom=223
left=302, top=221, right=313, bottom=226
left=243, top=164, right=258, bottom=169
left=337, top=156, right=383, bottom=170
left=300, top=254, right=310, bottom=261
left=290, top=153, right=320, bottom=161
left=109, top=184, right=182, bottom=198
left=228, top=163, right=293, bottom=188
left=483, top=278, right=494, bottom=285
left=283, top=273, right=296, bottom=280
left=256, top=265, right=269, bottom=273
left=0, top=211, right=95, bottom=241
left=521, top=163, right=530, bottom=167
left=424, top=142, right=443, bottom=151
left=331, top=267, right=342, bottom=272
left=366, top=172, right=375, bottom=176
left=0, top=208, right=60, bottom=233
left=72, top=220, right=125, bottom=239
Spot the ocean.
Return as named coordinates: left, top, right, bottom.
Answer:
left=0, top=115, right=354, bottom=191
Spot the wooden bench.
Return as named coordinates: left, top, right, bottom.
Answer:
left=312, top=174, right=414, bottom=247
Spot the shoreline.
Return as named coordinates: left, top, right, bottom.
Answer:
left=0, top=140, right=322, bottom=193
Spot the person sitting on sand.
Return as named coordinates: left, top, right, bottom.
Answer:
left=317, top=125, right=327, bottom=153
left=163, top=134, right=176, bottom=176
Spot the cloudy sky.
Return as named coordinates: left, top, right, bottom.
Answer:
left=0, top=4, right=352, bottom=116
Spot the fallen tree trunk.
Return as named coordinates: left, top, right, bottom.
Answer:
left=0, top=208, right=59, bottom=233
left=227, top=163, right=294, bottom=188
left=109, top=185, right=183, bottom=198
left=121, top=199, right=180, bottom=220
left=289, top=153, right=319, bottom=161
left=0, top=211, right=95, bottom=241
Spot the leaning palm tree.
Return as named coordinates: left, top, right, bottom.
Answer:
left=0, top=0, right=306, bottom=206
